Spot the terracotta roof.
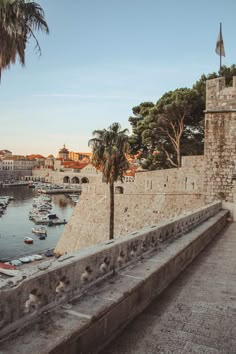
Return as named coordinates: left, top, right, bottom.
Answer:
left=61, top=161, right=90, bottom=170
left=27, top=154, right=46, bottom=159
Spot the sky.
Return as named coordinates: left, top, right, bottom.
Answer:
left=1, top=0, right=236, bottom=157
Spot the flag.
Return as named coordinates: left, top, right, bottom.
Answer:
left=215, top=24, right=225, bottom=57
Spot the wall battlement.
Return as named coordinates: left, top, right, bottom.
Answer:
left=206, top=76, right=236, bottom=111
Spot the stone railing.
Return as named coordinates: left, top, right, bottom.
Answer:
left=0, top=201, right=222, bottom=340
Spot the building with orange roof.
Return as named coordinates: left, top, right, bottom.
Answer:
left=69, top=151, right=92, bottom=163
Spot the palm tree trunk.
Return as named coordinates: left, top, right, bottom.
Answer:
left=109, top=182, right=114, bottom=240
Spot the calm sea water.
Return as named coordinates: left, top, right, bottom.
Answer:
left=0, top=185, right=75, bottom=261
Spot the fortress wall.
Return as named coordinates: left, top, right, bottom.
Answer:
left=55, top=191, right=204, bottom=255
left=32, top=169, right=99, bottom=184
left=206, top=76, right=236, bottom=110
left=0, top=170, right=32, bottom=182
left=90, top=155, right=204, bottom=196
left=205, top=77, right=236, bottom=204
left=55, top=157, right=205, bottom=255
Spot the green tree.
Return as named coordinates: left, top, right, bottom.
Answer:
left=129, top=88, right=204, bottom=169
left=88, top=123, right=130, bottom=240
left=0, top=0, right=49, bottom=79
left=129, top=65, right=236, bottom=170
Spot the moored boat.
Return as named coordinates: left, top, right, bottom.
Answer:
left=10, top=259, right=23, bottom=266
left=39, top=234, right=46, bottom=240
left=31, top=254, right=44, bottom=260
left=32, top=226, right=47, bottom=236
left=19, top=256, right=32, bottom=263
left=24, top=237, right=34, bottom=244
left=0, top=262, right=19, bottom=277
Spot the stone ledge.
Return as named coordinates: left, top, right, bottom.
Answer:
left=0, top=209, right=228, bottom=354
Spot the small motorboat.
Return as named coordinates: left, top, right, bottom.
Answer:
left=32, top=226, right=47, bottom=236
left=19, top=256, right=32, bottom=263
left=31, top=254, right=44, bottom=261
left=44, top=249, right=54, bottom=257
left=24, top=237, right=34, bottom=244
left=11, top=259, right=22, bottom=267
left=0, top=262, right=19, bottom=277
left=39, top=235, right=46, bottom=240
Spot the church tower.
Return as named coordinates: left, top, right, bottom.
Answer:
left=204, top=76, right=236, bottom=210
left=58, top=144, right=69, bottom=160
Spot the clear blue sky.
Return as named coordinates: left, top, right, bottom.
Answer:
left=1, top=0, right=235, bottom=156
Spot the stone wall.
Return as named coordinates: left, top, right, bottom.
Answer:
left=205, top=76, right=236, bottom=204
left=32, top=169, right=99, bottom=185
left=0, top=202, right=223, bottom=343
left=0, top=170, right=32, bottom=182
left=55, top=156, right=205, bottom=254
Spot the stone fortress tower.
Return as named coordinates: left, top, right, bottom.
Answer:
left=204, top=76, right=236, bottom=215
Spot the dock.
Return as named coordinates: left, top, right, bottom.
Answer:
left=37, top=188, right=81, bottom=195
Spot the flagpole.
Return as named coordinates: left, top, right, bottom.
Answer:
left=220, top=22, right=222, bottom=75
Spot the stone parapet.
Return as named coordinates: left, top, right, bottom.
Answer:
left=0, top=202, right=222, bottom=343
left=0, top=202, right=227, bottom=353
left=206, top=76, right=236, bottom=111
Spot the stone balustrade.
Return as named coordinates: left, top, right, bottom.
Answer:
left=0, top=201, right=222, bottom=341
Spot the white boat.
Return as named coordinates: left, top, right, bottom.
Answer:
left=11, top=259, right=22, bottom=266
left=31, top=254, right=44, bottom=260
left=0, top=268, right=20, bottom=276
left=19, top=256, right=32, bottom=263
left=0, top=262, right=20, bottom=277
left=32, top=226, right=47, bottom=235
left=33, top=213, right=59, bottom=225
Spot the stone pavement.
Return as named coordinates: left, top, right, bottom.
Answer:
left=101, top=222, right=236, bottom=354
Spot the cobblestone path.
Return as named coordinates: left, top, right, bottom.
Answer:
left=101, top=222, right=236, bottom=354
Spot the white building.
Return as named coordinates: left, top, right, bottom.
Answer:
left=1, top=156, right=37, bottom=170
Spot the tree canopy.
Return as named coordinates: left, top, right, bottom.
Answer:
left=129, top=64, right=236, bottom=170
left=129, top=88, right=204, bottom=169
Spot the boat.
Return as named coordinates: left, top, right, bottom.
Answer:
left=33, top=213, right=64, bottom=225
left=11, top=259, right=22, bottom=266
left=44, top=249, right=54, bottom=257
left=19, top=256, right=32, bottom=263
left=31, top=254, right=44, bottom=260
left=32, top=226, right=47, bottom=236
left=24, top=237, right=34, bottom=244
left=0, top=262, right=19, bottom=277
left=39, top=235, right=46, bottom=240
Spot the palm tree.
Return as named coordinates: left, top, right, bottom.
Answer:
left=0, top=0, right=49, bottom=79
left=89, top=122, right=130, bottom=240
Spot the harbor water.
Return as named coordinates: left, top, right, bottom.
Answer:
left=0, top=185, right=75, bottom=261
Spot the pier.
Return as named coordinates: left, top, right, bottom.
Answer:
left=38, top=188, right=81, bottom=195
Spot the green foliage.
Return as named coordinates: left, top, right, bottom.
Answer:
left=88, top=123, right=130, bottom=240
left=0, top=0, right=49, bottom=77
left=129, top=88, right=204, bottom=169
left=193, top=65, right=236, bottom=102
left=129, top=64, right=236, bottom=170
left=88, top=122, right=130, bottom=184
